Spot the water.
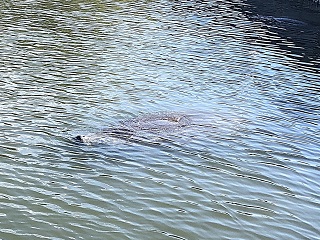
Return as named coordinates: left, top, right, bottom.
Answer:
left=1, top=0, right=319, bottom=239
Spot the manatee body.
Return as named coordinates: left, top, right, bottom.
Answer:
left=75, top=113, right=191, bottom=144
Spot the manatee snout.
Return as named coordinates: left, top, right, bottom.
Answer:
left=74, top=135, right=84, bottom=142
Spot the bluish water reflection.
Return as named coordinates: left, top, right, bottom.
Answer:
left=0, top=0, right=319, bottom=239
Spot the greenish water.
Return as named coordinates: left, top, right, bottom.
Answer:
left=0, top=0, right=319, bottom=239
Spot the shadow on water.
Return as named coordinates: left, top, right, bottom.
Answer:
left=242, top=0, right=320, bottom=71
left=238, top=0, right=320, bottom=149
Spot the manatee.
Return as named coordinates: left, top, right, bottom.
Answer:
left=75, top=113, right=191, bottom=144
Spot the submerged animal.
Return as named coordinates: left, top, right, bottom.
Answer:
left=74, top=113, right=191, bottom=144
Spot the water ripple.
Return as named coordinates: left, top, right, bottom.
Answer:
left=1, top=0, right=320, bottom=239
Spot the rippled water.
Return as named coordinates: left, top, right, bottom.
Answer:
left=1, top=0, right=319, bottom=239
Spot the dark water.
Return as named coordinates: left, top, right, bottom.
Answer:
left=1, top=0, right=319, bottom=239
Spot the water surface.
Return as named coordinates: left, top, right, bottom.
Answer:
left=1, top=0, right=319, bottom=239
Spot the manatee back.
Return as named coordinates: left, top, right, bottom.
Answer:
left=120, top=113, right=191, bottom=132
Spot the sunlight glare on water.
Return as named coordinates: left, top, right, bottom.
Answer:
left=0, top=0, right=319, bottom=239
